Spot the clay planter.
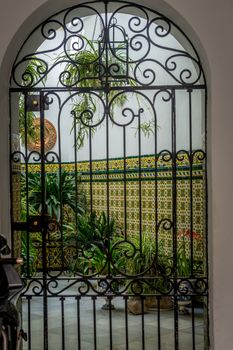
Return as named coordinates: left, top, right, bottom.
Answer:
left=128, top=296, right=174, bottom=315
left=145, top=296, right=174, bottom=310
left=127, top=297, right=148, bottom=315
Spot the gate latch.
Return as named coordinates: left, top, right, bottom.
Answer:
left=28, top=216, right=44, bottom=232
left=12, top=216, right=45, bottom=232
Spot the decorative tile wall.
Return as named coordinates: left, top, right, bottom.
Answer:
left=19, top=152, right=206, bottom=269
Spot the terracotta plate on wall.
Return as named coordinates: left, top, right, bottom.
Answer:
left=27, top=118, right=57, bottom=152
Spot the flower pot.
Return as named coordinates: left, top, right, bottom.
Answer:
left=127, top=297, right=148, bottom=315
left=145, top=296, right=174, bottom=310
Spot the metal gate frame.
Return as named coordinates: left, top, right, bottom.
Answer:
left=9, top=1, right=208, bottom=349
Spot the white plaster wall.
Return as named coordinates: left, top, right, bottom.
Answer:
left=0, top=0, right=233, bottom=349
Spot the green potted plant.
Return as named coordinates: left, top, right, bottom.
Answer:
left=64, top=211, right=122, bottom=274
left=64, top=210, right=124, bottom=309
left=20, top=170, right=87, bottom=271
left=176, top=228, right=204, bottom=314
left=177, top=228, right=203, bottom=277
left=123, top=233, right=173, bottom=314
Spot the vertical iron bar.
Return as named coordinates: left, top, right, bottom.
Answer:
left=154, top=95, right=158, bottom=265
left=188, top=88, right=194, bottom=276
left=89, top=125, right=93, bottom=213
left=72, top=102, right=81, bottom=294
left=123, top=126, right=127, bottom=239
left=9, top=92, right=14, bottom=254
left=40, top=91, right=49, bottom=350
left=138, top=112, right=142, bottom=253
left=57, top=92, right=64, bottom=271
left=124, top=296, right=129, bottom=350
left=188, top=88, right=195, bottom=350
left=104, top=2, right=109, bottom=88
left=141, top=297, right=145, bottom=350
left=106, top=99, right=110, bottom=276
left=92, top=296, right=97, bottom=350
left=59, top=167, right=65, bottom=271
left=27, top=296, right=32, bottom=350
left=104, top=2, right=111, bottom=277
left=60, top=297, right=65, bottom=350
left=157, top=296, right=161, bottom=350
left=76, top=296, right=81, bottom=350
left=57, top=91, right=65, bottom=271
left=126, top=32, right=129, bottom=81
left=204, top=86, right=209, bottom=348
left=191, top=297, right=196, bottom=350
left=171, top=89, right=179, bottom=350
left=23, top=92, right=30, bottom=278
left=109, top=296, right=113, bottom=350
left=74, top=103, right=79, bottom=250
left=112, top=20, right=115, bottom=50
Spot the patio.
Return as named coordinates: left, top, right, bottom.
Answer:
left=21, top=280, right=205, bottom=350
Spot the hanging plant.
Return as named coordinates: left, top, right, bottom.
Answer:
left=57, top=36, right=143, bottom=149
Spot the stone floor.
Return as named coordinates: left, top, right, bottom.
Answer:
left=20, top=279, right=207, bottom=350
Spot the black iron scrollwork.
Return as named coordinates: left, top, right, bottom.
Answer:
left=10, top=2, right=204, bottom=89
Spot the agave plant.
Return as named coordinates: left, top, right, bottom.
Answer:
left=64, top=211, right=124, bottom=275
left=64, top=211, right=119, bottom=248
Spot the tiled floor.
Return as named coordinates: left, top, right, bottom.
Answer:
left=21, top=280, right=206, bottom=350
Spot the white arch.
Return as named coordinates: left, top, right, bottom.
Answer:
left=0, top=0, right=215, bottom=348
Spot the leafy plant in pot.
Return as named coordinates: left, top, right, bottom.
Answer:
left=176, top=228, right=204, bottom=314
left=20, top=169, right=87, bottom=271
left=64, top=210, right=124, bottom=309
left=65, top=211, right=123, bottom=274
left=124, top=233, right=173, bottom=314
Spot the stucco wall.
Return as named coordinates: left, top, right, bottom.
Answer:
left=0, top=0, right=233, bottom=349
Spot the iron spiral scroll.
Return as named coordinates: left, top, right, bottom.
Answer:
left=11, top=1, right=205, bottom=89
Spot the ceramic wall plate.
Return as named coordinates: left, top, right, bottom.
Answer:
left=27, top=118, right=57, bottom=152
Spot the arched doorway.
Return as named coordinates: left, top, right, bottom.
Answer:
left=9, top=2, right=208, bottom=349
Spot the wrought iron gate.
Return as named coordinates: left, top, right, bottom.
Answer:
left=9, top=1, right=208, bottom=349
